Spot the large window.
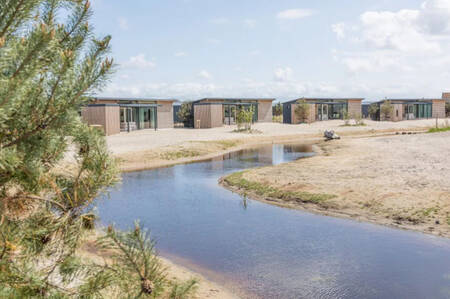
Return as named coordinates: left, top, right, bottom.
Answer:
left=120, top=107, right=134, bottom=123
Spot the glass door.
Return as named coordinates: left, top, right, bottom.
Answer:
left=120, top=107, right=136, bottom=131
left=322, top=105, right=328, bottom=121
left=142, top=108, right=156, bottom=129
left=223, top=105, right=237, bottom=125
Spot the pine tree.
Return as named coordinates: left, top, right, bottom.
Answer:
left=176, top=101, right=193, bottom=127
left=0, top=1, right=196, bottom=297
left=294, top=99, right=311, bottom=123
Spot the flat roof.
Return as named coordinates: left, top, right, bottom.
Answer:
left=194, top=98, right=275, bottom=103
left=94, top=97, right=178, bottom=103
left=87, top=103, right=160, bottom=107
left=376, top=98, right=441, bottom=104
left=284, top=97, right=364, bottom=104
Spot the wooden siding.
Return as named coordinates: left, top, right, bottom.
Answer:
left=104, top=106, right=120, bottom=135
left=347, top=100, right=362, bottom=118
left=82, top=106, right=106, bottom=133
left=81, top=106, right=120, bottom=135
left=210, top=104, right=223, bottom=128
left=157, top=101, right=174, bottom=128
left=194, top=105, right=210, bottom=128
left=194, top=104, right=223, bottom=128
left=257, top=100, right=273, bottom=122
left=390, top=103, right=404, bottom=122
left=432, top=100, right=446, bottom=118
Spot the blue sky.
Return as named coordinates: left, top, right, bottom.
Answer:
left=90, top=0, right=450, bottom=102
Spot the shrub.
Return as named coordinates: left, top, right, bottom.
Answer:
left=273, top=102, right=282, bottom=117
left=354, top=112, right=365, bottom=126
left=380, top=100, right=394, bottom=120
left=177, top=101, right=193, bottom=127
left=368, top=103, right=379, bottom=119
left=273, top=115, right=283, bottom=123
left=236, top=106, right=255, bottom=131
left=0, top=1, right=196, bottom=297
left=294, top=100, right=311, bottom=123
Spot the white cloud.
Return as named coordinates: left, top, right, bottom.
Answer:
left=207, top=38, right=221, bottom=45
left=198, top=70, right=212, bottom=79
left=359, top=9, right=441, bottom=53
left=122, top=54, right=155, bottom=69
left=333, top=0, right=450, bottom=54
left=249, top=50, right=261, bottom=56
left=419, top=0, right=450, bottom=34
left=117, top=17, right=128, bottom=30
left=331, top=23, right=346, bottom=40
left=244, top=19, right=257, bottom=28
left=210, top=17, right=229, bottom=24
left=274, top=67, right=293, bottom=82
left=338, top=51, right=413, bottom=73
left=102, top=80, right=342, bottom=101
left=174, top=51, right=187, bottom=57
left=276, top=9, right=314, bottom=20
left=332, top=0, right=450, bottom=75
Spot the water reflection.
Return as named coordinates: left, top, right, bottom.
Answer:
left=97, top=144, right=450, bottom=299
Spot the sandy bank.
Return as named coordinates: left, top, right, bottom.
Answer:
left=80, top=236, right=239, bottom=299
left=100, top=119, right=449, bottom=296
left=221, top=132, right=450, bottom=238
left=109, top=119, right=443, bottom=172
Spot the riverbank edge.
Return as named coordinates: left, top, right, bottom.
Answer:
left=96, top=126, right=438, bottom=298
left=116, top=127, right=428, bottom=173
left=79, top=231, right=239, bottom=299
left=218, top=141, right=450, bottom=239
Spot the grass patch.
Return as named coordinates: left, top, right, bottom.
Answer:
left=198, top=139, right=241, bottom=150
left=231, top=128, right=262, bottom=134
left=224, top=171, right=335, bottom=206
left=213, top=139, right=240, bottom=149
left=428, top=127, right=450, bottom=133
left=272, top=115, right=283, bottom=123
left=160, top=149, right=202, bottom=160
left=340, top=123, right=367, bottom=127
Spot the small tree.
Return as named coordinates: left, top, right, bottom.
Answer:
left=380, top=100, right=394, bottom=121
left=236, top=106, right=254, bottom=131
left=294, top=100, right=311, bottom=123
left=273, top=102, right=282, bottom=116
left=368, top=103, right=379, bottom=120
left=0, top=1, right=196, bottom=297
left=177, top=101, right=193, bottom=127
left=342, top=110, right=351, bottom=126
left=272, top=102, right=283, bottom=122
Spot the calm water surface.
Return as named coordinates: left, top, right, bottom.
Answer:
left=97, top=144, right=450, bottom=299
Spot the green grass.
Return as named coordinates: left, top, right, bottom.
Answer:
left=272, top=115, right=283, bottom=123
left=213, top=140, right=239, bottom=149
left=198, top=139, right=240, bottom=150
left=340, top=122, right=367, bottom=127
left=231, top=128, right=262, bottom=134
left=160, top=149, right=202, bottom=160
left=224, top=171, right=335, bottom=206
left=428, top=126, right=450, bottom=133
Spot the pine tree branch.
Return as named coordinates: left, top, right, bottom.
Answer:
left=60, top=1, right=89, bottom=44
left=108, top=232, right=145, bottom=281
left=0, top=0, right=26, bottom=38
left=10, top=194, right=67, bottom=211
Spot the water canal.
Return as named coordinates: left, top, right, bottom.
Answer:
left=97, top=144, right=450, bottom=298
